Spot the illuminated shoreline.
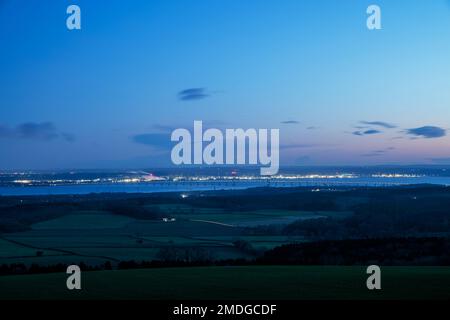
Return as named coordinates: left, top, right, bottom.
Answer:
left=0, top=172, right=429, bottom=187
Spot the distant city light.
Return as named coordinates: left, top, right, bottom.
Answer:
left=13, top=180, right=32, bottom=184
left=2, top=171, right=430, bottom=188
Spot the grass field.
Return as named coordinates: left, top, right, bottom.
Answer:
left=0, top=238, right=61, bottom=259
left=146, top=204, right=349, bottom=226
left=0, top=202, right=354, bottom=267
left=32, top=212, right=135, bottom=230
left=0, top=266, right=449, bottom=300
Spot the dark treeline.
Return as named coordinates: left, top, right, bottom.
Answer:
left=280, top=196, right=450, bottom=239
left=260, top=237, right=450, bottom=266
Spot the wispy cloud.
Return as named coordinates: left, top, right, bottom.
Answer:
left=150, top=120, right=228, bottom=133
left=406, top=126, right=446, bottom=139
left=280, top=143, right=319, bottom=150
left=361, top=151, right=386, bottom=157
left=281, top=120, right=300, bottom=124
left=0, top=124, right=12, bottom=137
left=16, top=122, right=59, bottom=140
left=150, top=124, right=176, bottom=133
left=361, top=147, right=395, bottom=157
left=352, top=129, right=382, bottom=136
left=131, top=133, right=171, bottom=149
left=61, top=133, right=76, bottom=142
left=178, top=88, right=209, bottom=101
left=0, top=122, right=75, bottom=142
left=360, top=121, right=397, bottom=129
left=364, top=129, right=381, bottom=135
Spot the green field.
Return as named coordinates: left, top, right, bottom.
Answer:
left=1, top=207, right=324, bottom=266
left=0, top=266, right=449, bottom=300
left=1, top=189, right=450, bottom=301
left=32, top=212, right=134, bottom=230
left=145, top=204, right=348, bottom=226
left=0, top=238, right=61, bottom=259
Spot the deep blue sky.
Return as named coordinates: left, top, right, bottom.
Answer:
left=1, top=0, right=450, bottom=169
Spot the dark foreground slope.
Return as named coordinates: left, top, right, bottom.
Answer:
left=1, top=266, right=449, bottom=300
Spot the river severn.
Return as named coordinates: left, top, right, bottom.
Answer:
left=1, top=175, right=450, bottom=196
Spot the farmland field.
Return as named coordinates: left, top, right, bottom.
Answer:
left=1, top=201, right=327, bottom=266
left=32, top=212, right=135, bottom=230
left=0, top=266, right=449, bottom=300
left=1, top=187, right=450, bottom=301
left=0, top=209, right=314, bottom=266
left=0, top=238, right=61, bottom=259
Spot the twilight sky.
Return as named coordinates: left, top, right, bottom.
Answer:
left=1, top=0, right=450, bottom=169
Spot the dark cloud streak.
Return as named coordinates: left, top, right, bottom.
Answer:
left=406, top=126, right=446, bottom=139
left=360, top=121, right=397, bottom=129
left=0, top=122, right=75, bottom=142
left=352, top=129, right=382, bottom=136
left=280, top=143, right=319, bottom=150
left=131, top=133, right=171, bottom=149
left=178, top=88, right=209, bottom=101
